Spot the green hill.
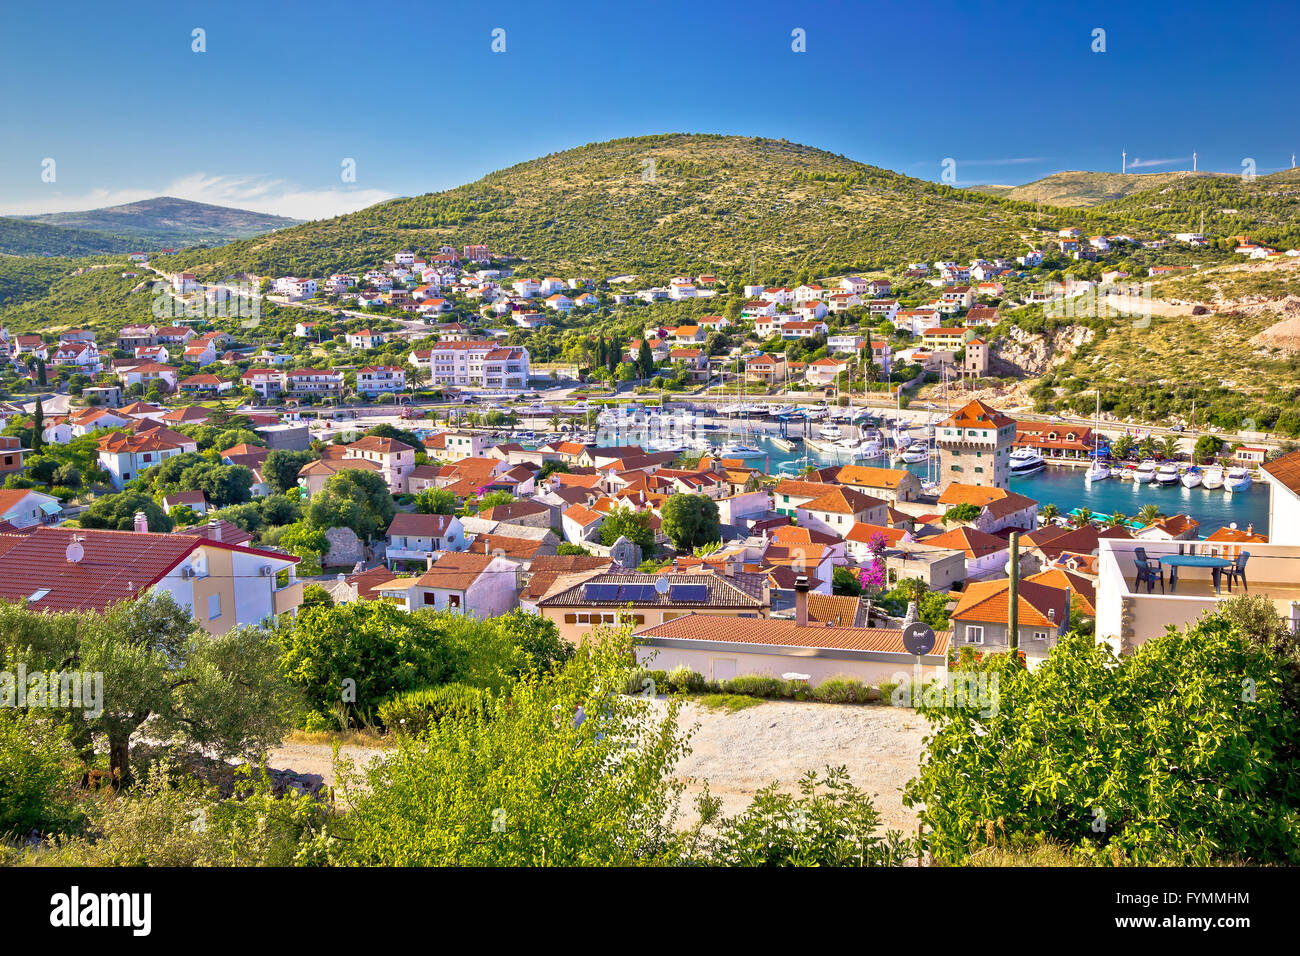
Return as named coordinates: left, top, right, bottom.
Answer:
left=1091, top=169, right=1300, bottom=249
left=0, top=218, right=137, bottom=257
left=17, top=197, right=301, bottom=248
left=970, top=170, right=1228, bottom=207
left=159, top=133, right=1088, bottom=280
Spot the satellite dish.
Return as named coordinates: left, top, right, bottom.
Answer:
left=902, top=621, right=936, bottom=656
left=65, top=540, right=84, bottom=564
left=782, top=672, right=811, bottom=682
left=654, top=576, right=670, bottom=595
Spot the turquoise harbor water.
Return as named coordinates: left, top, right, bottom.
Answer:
left=588, top=414, right=1271, bottom=535
left=706, top=433, right=1271, bottom=535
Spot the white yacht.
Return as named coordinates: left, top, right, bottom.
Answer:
left=1133, top=461, right=1158, bottom=484
left=1180, top=465, right=1202, bottom=489
left=719, top=440, right=765, bottom=459
left=1155, top=462, right=1181, bottom=485
left=1108, top=464, right=1125, bottom=479
left=1201, top=465, right=1225, bottom=490
left=1224, top=466, right=1252, bottom=493
left=837, top=436, right=883, bottom=459
left=819, top=424, right=843, bottom=440
left=897, top=447, right=930, bottom=465
left=1009, top=448, right=1046, bottom=475
left=1085, top=459, right=1109, bottom=482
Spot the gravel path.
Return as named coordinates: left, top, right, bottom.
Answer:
left=659, top=698, right=927, bottom=834
left=265, top=699, right=928, bottom=832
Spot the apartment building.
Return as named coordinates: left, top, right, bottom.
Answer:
left=285, top=368, right=345, bottom=397
left=408, top=341, right=530, bottom=389
left=356, top=365, right=406, bottom=395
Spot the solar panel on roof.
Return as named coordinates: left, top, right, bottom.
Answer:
left=584, top=583, right=619, bottom=601
left=617, top=584, right=658, bottom=602
left=669, top=584, right=709, bottom=603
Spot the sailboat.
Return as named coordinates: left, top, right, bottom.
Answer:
left=1085, top=391, right=1108, bottom=481
left=1180, top=398, right=1202, bottom=488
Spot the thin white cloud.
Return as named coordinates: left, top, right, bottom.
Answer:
left=957, top=157, right=1049, bottom=167
left=1127, top=157, right=1188, bottom=169
left=0, top=173, right=396, bottom=221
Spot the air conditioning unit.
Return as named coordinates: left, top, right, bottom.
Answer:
left=179, top=567, right=194, bottom=580
left=259, top=565, right=273, bottom=577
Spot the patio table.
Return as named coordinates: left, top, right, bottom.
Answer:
left=1158, top=554, right=1232, bottom=594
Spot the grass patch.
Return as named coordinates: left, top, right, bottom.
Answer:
left=696, top=693, right=766, bottom=713
left=286, top=728, right=389, bottom=749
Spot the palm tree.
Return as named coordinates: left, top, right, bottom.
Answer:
left=406, top=363, right=427, bottom=397
left=1039, top=502, right=1061, bottom=525
left=1111, top=434, right=1135, bottom=461
left=1071, top=507, right=1094, bottom=528
left=1137, top=503, right=1163, bottom=526
left=1106, top=511, right=1129, bottom=529
left=1138, top=435, right=1158, bottom=459
left=1159, top=435, right=1180, bottom=460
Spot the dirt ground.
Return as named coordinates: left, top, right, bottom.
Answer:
left=265, top=698, right=928, bottom=832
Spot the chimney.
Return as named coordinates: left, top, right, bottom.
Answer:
left=794, top=574, right=810, bottom=627
left=724, top=561, right=734, bottom=577
left=208, top=518, right=222, bottom=543
left=133, top=511, right=149, bottom=533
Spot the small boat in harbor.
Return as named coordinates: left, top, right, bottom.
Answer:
left=1108, top=464, right=1125, bottom=479
left=1180, top=465, right=1202, bottom=489
left=1133, top=461, right=1158, bottom=484
left=1224, top=466, right=1252, bottom=493
left=1085, top=459, right=1109, bottom=482
left=818, top=424, right=843, bottom=440
left=1155, top=462, right=1181, bottom=485
left=1009, top=448, right=1046, bottom=476
left=1202, top=464, right=1225, bottom=490
left=719, top=441, right=765, bottom=459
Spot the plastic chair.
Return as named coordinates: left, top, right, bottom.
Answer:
left=1223, top=552, right=1249, bottom=592
left=1133, top=546, right=1164, bottom=593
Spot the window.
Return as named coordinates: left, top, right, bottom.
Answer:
left=207, top=593, right=222, bottom=620
left=1032, top=630, right=1050, bottom=642
left=964, top=625, right=984, bottom=644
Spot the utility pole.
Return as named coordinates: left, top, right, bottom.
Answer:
left=1007, top=531, right=1020, bottom=654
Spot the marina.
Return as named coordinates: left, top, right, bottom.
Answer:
left=591, top=418, right=1270, bottom=535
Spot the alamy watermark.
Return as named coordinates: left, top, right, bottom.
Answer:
left=151, top=279, right=261, bottom=325
left=1, top=665, right=103, bottom=718
left=1043, top=275, right=1154, bottom=327
left=890, top=669, right=1000, bottom=718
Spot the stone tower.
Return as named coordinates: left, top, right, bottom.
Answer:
left=935, top=399, right=1016, bottom=490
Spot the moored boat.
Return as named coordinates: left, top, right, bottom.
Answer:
left=1202, top=465, right=1225, bottom=490
left=1155, top=462, right=1181, bottom=484
left=1180, top=465, right=1202, bottom=489
left=1224, top=466, right=1252, bottom=492
left=1133, top=461, right=1158, bottom=483
left=1010, top=448, right=1046, bottom=475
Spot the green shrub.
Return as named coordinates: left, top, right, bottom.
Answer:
left=378, top=683, right=489, bottom=735
left=811, top=678, right=872, bottom=704
left=663, top=666, right=707, bottom=693
left=0, top=712, right=81, bottom=839
left=723, top=674, right=784, bottom=698
left=877, top=681, right=900, bottom=705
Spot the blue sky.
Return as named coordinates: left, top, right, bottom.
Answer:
left=1, top=0, right=1293, bottom=220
